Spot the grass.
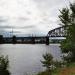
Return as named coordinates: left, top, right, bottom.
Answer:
left=37, top=62, right=75, bottom=75
left=52, top=62, right=75, bottom=75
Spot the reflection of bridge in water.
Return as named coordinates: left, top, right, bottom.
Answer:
left=0, top=26, right=66, bottom=44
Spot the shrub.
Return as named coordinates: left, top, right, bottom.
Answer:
left=0, top=55, right=10, bottom=75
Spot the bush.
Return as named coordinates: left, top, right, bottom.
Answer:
left=37, top=71, right=50, bottom=75
left=0, top=56, right=10, bottom=75
left=41, top=53, right=53, bottom=71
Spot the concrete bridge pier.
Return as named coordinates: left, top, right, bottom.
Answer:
left=46, top=36, right=49, bottom=45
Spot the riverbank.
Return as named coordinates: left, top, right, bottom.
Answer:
left=37, top=63, right=75, bottom=75
left=52, top=63, right=75, bottom=75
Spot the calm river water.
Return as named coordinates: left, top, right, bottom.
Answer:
left=0, top=44, right=61, bottom=75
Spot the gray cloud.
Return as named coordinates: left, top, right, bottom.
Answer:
left=0, top=16, right=8, bottom=22
left=0, top=0, right=74, bottom=36
left=18, top=17, right=30, bottom=21
left=0, top=25, right=36, bottom=29
left=0, top=25, right=13, bottom=28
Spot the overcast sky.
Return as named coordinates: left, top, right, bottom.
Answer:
left=0, top=0, right=74, bottom=36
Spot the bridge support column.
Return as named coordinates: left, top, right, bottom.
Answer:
left=12, top=35, right=17, bottom=44
left=46, top=36, right=49, bottom=45
left=0, top=35, right=4, bottom=44
left=32, top=37, right=35, bottom=44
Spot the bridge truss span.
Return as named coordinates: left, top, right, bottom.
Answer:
left=47, top=26, right=67, bottom=37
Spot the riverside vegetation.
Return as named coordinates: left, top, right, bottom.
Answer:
left=0, top=1, right=75, bottom=75
left=37, top=1, right=75, bottom=75
left=0, top=55, right=10, bottom=75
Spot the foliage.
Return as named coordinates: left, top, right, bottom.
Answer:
left=41, top=53, right=53, bottom=71
left=59, top=2, right=75, bottom=62
left=0, top=55, right=10, bottom=75
left=40, top=53, right=54, bottom=75
left=37, top=70, right=50, bottom=75
left=37, top=53, right=69, bottom=75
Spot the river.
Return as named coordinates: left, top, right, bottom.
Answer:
left=0, top=44, right=61, bottom=75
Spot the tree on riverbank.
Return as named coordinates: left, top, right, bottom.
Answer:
left=41, top=53, right=53, bottom=72
left=37, top=53, right=53, bottom=75
left=0, top=56, right=10, bottom=75
left=59, top=2, right=75, bottom=62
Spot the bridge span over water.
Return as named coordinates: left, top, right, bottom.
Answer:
left=47, top=26, right=66, bottom=37
left=0, top=26, right=66, bottom=44
left=47, top=26, right=66, bottom=43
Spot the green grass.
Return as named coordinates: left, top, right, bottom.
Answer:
left=53, top=62, right=75, bottom=75
left=67, top=62, right=75, bottom=68
left=36, top=62, right=75, bottom=75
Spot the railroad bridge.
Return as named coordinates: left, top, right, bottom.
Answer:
left=47, top=26, right=67, bottom=37
left=0, top=26, right=66, bottom=44
left=47, top=26, right=66, bottom=43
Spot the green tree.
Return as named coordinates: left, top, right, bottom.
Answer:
left=41, top=53, right=53, bottom=75
left=59, top=2, right=75, bottom=62
left=0, top=56, right=10, bottom=75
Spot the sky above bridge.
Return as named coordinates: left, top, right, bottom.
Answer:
left=0, top=0, right=74, bottom=37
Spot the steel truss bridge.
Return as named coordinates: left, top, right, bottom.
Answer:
left=47, top=26, right=67, bottom=43
left=47, top=26, right=67, bottom=37
left=0, top=26, right=67, bottom=44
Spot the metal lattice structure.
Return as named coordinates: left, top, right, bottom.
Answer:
left=47, top=26, right=67, bottom=37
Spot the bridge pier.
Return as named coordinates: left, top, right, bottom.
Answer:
left=0, top=35, right=4, bottom=44
left=31, top=37, right=35, bottom=44
left=12, top=35, right=17, bottom=44
left=46, top=36, right=49, bottom=45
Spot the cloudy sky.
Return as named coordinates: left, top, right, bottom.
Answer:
left=0, top=0, right=74, bottom=37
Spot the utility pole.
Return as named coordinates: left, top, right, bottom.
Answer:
left=12, top=27, right=13, bottom=37
left=10, top=27, right=13, bottom=37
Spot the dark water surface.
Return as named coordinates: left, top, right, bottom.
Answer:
left=0, top=44, right=61, bottom=75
